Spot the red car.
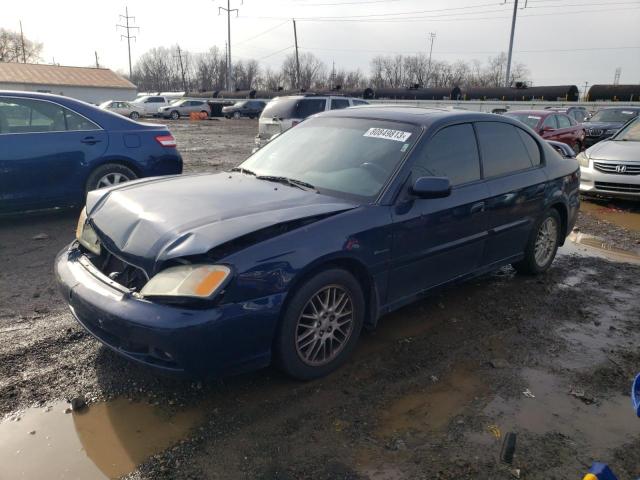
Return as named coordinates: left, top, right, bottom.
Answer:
left=504, top=110, right=586, bottom=152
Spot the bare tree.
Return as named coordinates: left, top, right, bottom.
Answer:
left=282, top=52, right=326, bottom=90
left=0, top=28, right=42, bottom=63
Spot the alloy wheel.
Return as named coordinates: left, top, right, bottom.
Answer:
left=96, top=172, right=130, bottom=189
left=534, top=217, right=558, bottom=267
left=295, top=285, right=354, bottom=367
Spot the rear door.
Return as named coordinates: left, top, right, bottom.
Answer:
left=295, top=98, right=327, bottom=120
left=540, top=114, right=558, bottom=140
left=475, top=121, right=547, bottom=265
left=555, top=114, right=575, bottom=145
left=330, top=98, right=350, bottom=110
left=388, top=123, right=490, bottom=303
left=0, top=96, right=107, bottom=212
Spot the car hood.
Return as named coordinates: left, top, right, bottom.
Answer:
left=583, top=121, right=624, bottom=131
left=586, top=139, right=640, bottom=161
left=86, top=173, right=356, bottom=274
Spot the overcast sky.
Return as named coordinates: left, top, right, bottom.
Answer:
left=2, top=0, right=639, bottom=88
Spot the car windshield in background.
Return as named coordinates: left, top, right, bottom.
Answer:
left=613, top=118, right=640, bottom=141
left=588, top=109, right=638, bottom=123
left=504, top=112, right=541, bottom=130
left=239, top=117, right=420, bottom=200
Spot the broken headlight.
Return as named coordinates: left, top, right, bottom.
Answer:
left=76, top=208, right=101, bottom=255
left=140, top=265, right=231, bottom=300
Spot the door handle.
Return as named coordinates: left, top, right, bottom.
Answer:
left=81, top=137, right=102, bottom=145
left=470, top=201, right=485, bottom=214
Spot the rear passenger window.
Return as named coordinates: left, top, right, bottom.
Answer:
left=0, top=97, right=98, bottom=133
left=516, top=129, right=541, bottom=166
left=330, top=99, right=350, bottom=110
left=413, top=124, right=481, bottom=186
left=295, top=99, right=326, bottom=118
left=542, top=115, right=557, bottom=129
left=557, top=115, right=571, bottom=129
left=475, top=122, right=535, bottom=177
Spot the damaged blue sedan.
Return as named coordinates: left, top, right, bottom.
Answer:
left=55, top=106, right=580, bottom=380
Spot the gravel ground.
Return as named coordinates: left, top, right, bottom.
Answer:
left=1, top=118, right=639, bottom=480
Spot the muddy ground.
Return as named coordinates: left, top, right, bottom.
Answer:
left=1, top=118, right=640, bottom=480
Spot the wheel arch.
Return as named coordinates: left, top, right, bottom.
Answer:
left=549, top=201, right=568, bottom=245
left=84, top=157, right=143, bottom=183
left=282, top=255, right=379, bottom=332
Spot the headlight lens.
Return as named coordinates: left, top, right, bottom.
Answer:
left=140, top=265, right=231, bottom=299
left=576, top=151, right=589, bottom=168
left=76, top=208, right=101, bottom=255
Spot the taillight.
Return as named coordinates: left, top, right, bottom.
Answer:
left=155, top=134, right=176, bottom=147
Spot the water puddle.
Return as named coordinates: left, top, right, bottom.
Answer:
left=561, top=232, right=640, bottom=264
left=0, top=398, right=204, bottom=479
left=473, top=368, right=631, bottom=455
left=378, top=367, right=484, bottom=438
left=581, top=199, right=640, bottom=233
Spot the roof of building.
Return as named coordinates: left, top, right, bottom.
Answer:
left=0, top=63, right=136, bottom=90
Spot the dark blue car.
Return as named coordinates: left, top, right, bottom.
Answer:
left=0, top=91, right=182, bottom=213
left=55, top=106, right=579, bottom=380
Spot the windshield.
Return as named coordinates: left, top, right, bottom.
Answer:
left=99, top=101, right=112, bottom=108
left=132, top=97, right=146, bottom=104
left=238, top=117, right=420, bottom=200
left=588, top=109, right=638, bottom=123
left=504, top=112, right=541, bottom=130
left=234, top=101, right=247, bottom=107
left=612, top=117, right=640, bottom=141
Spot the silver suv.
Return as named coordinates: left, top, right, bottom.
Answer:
left=257, top=95, right=368, bottom=145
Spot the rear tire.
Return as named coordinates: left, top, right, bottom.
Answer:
left=129, top=111, right=140, bottom=120
left=512, top=209, right=561, bottom=275
left=275, top=269, right=365, bottom=380
left=86, top=163, right=137, bottom=193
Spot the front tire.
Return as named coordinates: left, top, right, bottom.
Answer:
left=512, top=209, right=561, bottom=275
left=170, top=110, right=180, bottom=120
left=86, top=163, right=137, bottom=193
left=129, top=111, right=140, bottom=120
left=275, top=269, right=365, bottom=380
left=233, top=111, right=241, bottom=119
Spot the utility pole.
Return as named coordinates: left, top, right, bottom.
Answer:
left=175, top=45, right=188, bottom=92
left=293, top=19, right=301, bottom=90
left=117, top=7, right=139, bottom=78
left=219, top=0, right=239, bottom=92
left=426, top=32, right=436, bottom=87
left=613, top=67, right=621, bottom=85
left=95, top=51, right=100, bottom=68
left=19, top=21, right=26, bottom=63
left=504, top=0, right=519, bottom=87
left=583, top=81, right=589, bottom=101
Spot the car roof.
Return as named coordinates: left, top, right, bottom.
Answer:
left=596, top=106, right=640, bottom=111
left=270, top=95, right=361, bottom=100
left=315, top=105, right=512, bottom=128
left=505, top=109, right=553, bottom=117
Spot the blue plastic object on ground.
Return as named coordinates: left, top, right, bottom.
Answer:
left=584, top=462, right=618, bottom=480
left=632, top=373, right=640, bottom=418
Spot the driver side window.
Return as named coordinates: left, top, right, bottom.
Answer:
left=413, top=123, right=481, bottom=187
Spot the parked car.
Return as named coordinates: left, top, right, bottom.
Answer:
left=56, top=106, right=579, bottom=380
left=504, top=110, right=586, bottom=152
left=130, top=95, right=171, bottom=116
left=99, top=100, right=141, bottom=120
left=545, top=106, right=589, bottom=123
left=578, top=116, right=640, bottom=199
left=0, top=91, right=183, bottom=213
left=158, top=99, right=211, bottom=120
left=257, top=94, right=369, bottom=145
left=582, top=107, right=640, bottom=148
left=222, top=100, right=266, bottom=119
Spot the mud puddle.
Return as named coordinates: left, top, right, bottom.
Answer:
left=475, top=368, right=631, bottom=455
left=0, top=398, right=204, bottom=479
left=581, top=199, right=640, bottom=233
left=561, top=231, right=640, bottom=264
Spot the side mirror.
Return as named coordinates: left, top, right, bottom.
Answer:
left=410, top=177, right=451, bottom=199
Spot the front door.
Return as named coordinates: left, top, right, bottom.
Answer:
left=388, top=123, right=490, bottom=305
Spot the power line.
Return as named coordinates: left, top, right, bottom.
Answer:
left=235, top=20, right=289, bottom=46
left=257, top=45, right=294, bottom=60
left=116, top=6, right=139, bottom=78
left=299, top=45, right=640, bottom=55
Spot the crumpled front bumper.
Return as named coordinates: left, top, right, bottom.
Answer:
left=54, top=243, right=284, bottom=376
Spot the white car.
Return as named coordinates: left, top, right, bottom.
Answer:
left=578, top=116, right=640, bottom=199
left=257, top=95, right=368, bottom=144
left=131, top=95, right=171, bottom=116
left=98, top=100, right=141, bottom=120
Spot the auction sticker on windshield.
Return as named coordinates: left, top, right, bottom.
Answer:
left=363, top=128, right=412, bottom=142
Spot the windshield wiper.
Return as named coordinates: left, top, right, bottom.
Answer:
left=256, top=175, right=316, bottom=192
left=231, top=167, right=257, bottom=176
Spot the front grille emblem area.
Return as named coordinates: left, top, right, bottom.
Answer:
left=615, top=165, right=628, bottom=173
